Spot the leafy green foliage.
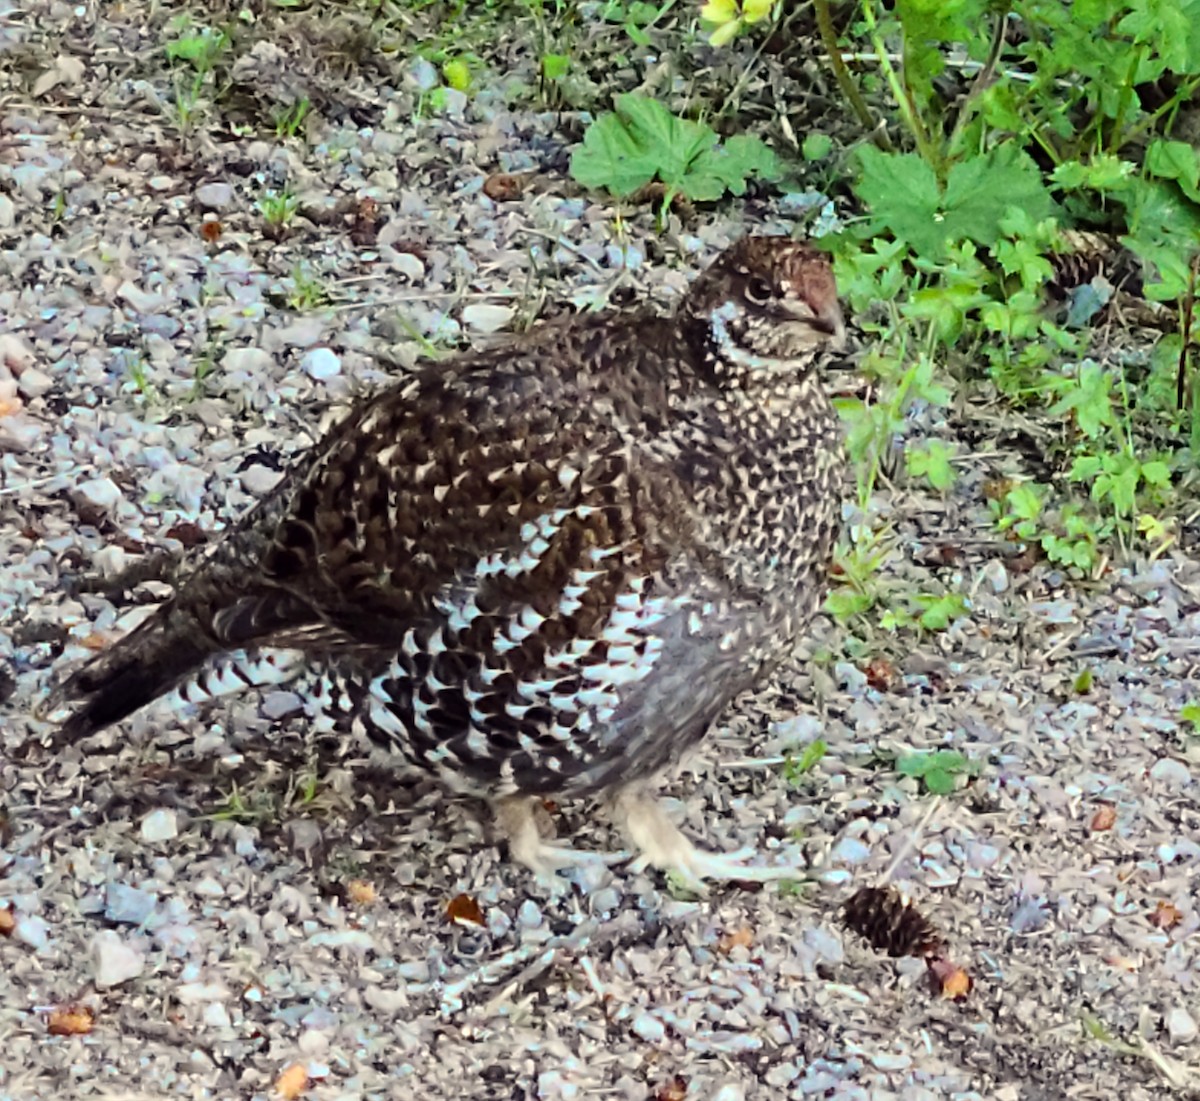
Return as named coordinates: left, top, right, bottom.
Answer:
left=856, top=146, right=1056, bottom=257
left=896, top=749, right=974, bottom=796
left=570, top=94, right=780, bottom=206
left=782, top=739, right=827, bottom=784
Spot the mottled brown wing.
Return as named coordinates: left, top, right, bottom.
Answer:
left=210, top=317, right=694, bottom=659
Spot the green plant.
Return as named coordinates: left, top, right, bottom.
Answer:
left=257, top=189, right=300, bottom=228
left=286, top=265, right=331, bottom=311
left=570, top=93, right=780, bottom=223
left=163, top=20, right=230, bottom=132
left=1182, top=702, right=1200, bottom=734
left=273, top=97, right=311, bottom=138
left=896, top=749, right=974, bottom=795
left=782, top=739, right=827, bottom=784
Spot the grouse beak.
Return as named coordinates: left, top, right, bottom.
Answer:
left=811, top=303, right=847, bottom=352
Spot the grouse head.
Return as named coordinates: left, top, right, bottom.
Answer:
left=682, top=236, right=846, bottom=384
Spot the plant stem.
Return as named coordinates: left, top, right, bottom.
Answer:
left=946, top=5, right=1010, bottom=159
left=860, top=0, right=939, bottom=171
left=812, top=0, right=891, bottom=151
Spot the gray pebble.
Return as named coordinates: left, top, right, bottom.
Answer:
left=140, top=809, right=178, bottom=843
left=105, top=883, right=159, bottom=925
left=92, top=930, right=146, bottom=987
left=195, top=182, right=234, bottom=209
left=302, top=346, right=342, bottom=381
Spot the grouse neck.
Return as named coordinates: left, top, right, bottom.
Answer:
left=687, top=301, right=823, bottom=389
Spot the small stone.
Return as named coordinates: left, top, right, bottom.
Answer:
left=981, top=558, right=1009, bottom=593
left=631, top=1013, right=665, bottom=1043
left=74, top=477, right=124, bottom=513
left=410, top=57, right=438, bottom=90
left=105, top=883, right=159, bottom=925
left=1167, top=1006, right=1198, bottom=1044
left=140, top=809, right=178, bottom=842
left=462, top=304, right=515, bottom=334
left=14, top=914, right=50, bottom=951
left=0, top=193, right=14, bottom=228
left=302, top=346, right=341, bottom=381
left=195, top=182, right=234, bottom=210
left=240, top=464, right=283, bottom=495
left=222, top=347, right=274, bottom=374
left=1150, top=758, right=1191, bottom=789
left=202, top=1001, right=232, bottom=1027
left=15, top=366, right=52, bottom=399
left=92, top=930, right=146, bottom=987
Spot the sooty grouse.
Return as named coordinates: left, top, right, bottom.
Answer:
left=43, top=236, right=847, bottom=888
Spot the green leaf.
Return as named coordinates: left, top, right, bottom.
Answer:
left=569, top=112, right=660, bottom=197
left=802, top=132, right=833, bottom=162
left=855, top=148, right=944, bottom=253
left=922, top=768, right=957, bottom=795
left=897, top=753, right=932, bottom=777
left=857, top=146, right=1054, bottom=255
left=825, top=589, right=873, bottom=620
left=571, top=94, right=777, bottom=203
left=1146, top=140, right=1200, bottom=202
left=541, top=53, right=570, bottom=82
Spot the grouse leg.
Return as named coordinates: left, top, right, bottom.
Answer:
left=493, top=796, right=624, bottom=891
left=611, top=784, right=797, bottom=892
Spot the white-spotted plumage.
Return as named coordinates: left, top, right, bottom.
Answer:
left=46, top=236, right=849, bottom=889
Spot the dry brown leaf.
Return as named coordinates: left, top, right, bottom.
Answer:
left=1148, top=900, right=1183, bottom=930
left=654, top=1075, right=688, bottom=1101
left=0, top=906, right=14, bottom=937
left=0, top=396, right=23, bottom=418
left=446, top=893, right=485, bottom=926
left=717, top=926, right=754, bottom=954
left=483, top=172, right=524, bottom=202
left=274, top=1063, right=309, bottom=1100
left=1102, top=952, right=1140, bottom=972
left=48, top=1004, right=96, bottom=1036
left=1090, top=804, right=1117, bottom=831
left=863, top=657, right=898, bottom=692
left=200, top=220, right=222, bottom=243
left=927, top=957, right=972, bottom=1000
left=347, top=879, right=376, bottom=906
left=79, top=632, right=110, bottom=652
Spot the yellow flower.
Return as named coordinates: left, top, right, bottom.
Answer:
left=701, top=0, right=777, bottom=47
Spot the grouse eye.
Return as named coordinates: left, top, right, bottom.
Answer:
left=745, top=276, right=774, bottom=304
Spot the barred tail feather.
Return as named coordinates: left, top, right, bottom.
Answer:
left=40, top=610, right=211, bottom=741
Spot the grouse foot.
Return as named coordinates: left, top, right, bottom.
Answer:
left=611, top=785, right=798, bottom=892
left=494, top=796, right=624, bottom=892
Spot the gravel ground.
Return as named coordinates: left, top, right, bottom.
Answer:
left=3, top=4, right=1200, bottom=1099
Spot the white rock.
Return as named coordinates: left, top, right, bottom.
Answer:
left=981, top=558, right=1009, bottom=593
left=302, top=346, right=341, bottom=381
left=14, top=914, right=51, bottom=951
left=240, top=465, right=282, bottom=495
left=0, top=333, right=35, bottom=373
left=0, top=194, right=14, bottom=228
left=16, top=366, right=53, bottom=399
left=462, top=303, right=515, bottom=334
left=117, top=280, right=169, bottom=314
left=140, top=809, right=178, bottom=842
left=383, top=248, right=426, bottom=281
left=0, top=414, right=41, bottom=452
left=92, top=930, right=146, bottom=987
left=202, top=1002, right=232, bottom=1028
left=222, top=347, right=274, bottom=374
left=1168, top=1006, right=1198, bottom=1044
left=195, top=182, right=234, bottom=210
left=177, top=981, right=231, bottom=1003
left=74, top=477, right=124, bottom=513
left=1150, top=757, right=1191, bottom=789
